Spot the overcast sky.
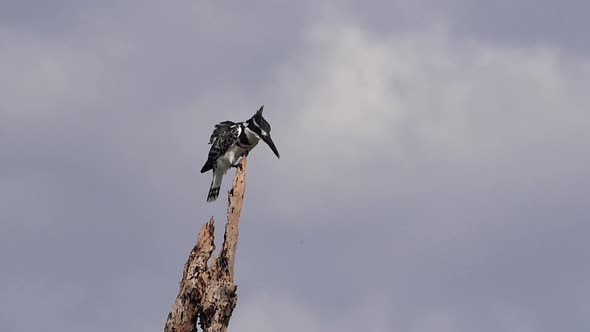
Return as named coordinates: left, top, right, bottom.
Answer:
left=1, top=1, right=590, bottom=331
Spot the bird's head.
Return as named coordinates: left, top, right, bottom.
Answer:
left=250, top=105, right=280, bottom=158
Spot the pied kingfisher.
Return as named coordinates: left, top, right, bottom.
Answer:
left=200, top=105, right=280, bottom=202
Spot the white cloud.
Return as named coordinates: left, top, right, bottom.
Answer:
left=274, top=23, right=590, bottom=162
left=258, top=21, right=590, bottom=224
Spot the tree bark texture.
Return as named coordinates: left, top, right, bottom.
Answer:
left=164, top=156, right=248, bottom=332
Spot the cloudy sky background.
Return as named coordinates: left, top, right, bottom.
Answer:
left=1, top=1, right=589, bottom=331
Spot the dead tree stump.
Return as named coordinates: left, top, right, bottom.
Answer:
left=164, top=156, right=248, bottom=332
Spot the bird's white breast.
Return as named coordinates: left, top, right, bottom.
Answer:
left=217, top=144, right=245, bottom=174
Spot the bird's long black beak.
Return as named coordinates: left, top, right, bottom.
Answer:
left=262, top=135, right=280, bottom=158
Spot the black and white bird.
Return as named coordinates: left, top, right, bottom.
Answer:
left=200, top=105, right=280, bottom=202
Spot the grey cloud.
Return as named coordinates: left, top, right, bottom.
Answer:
left=334, top=0, right=590, bottom=52
left=440, top=0, right=590, bottom=52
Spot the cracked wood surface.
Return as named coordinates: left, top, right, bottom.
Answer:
left=164, top=156, right=247, bottom=332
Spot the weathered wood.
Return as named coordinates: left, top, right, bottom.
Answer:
left=164, top=218, right=215, bottom=332
left=165, top=156, right=247, bottom=332
left=221, top=155, right=247, bottom=280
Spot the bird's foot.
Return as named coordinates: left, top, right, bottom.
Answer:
left=231, top=162, right=243, bottom=170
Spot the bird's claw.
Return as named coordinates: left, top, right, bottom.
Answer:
left=230, top=151, right=249, bottom=170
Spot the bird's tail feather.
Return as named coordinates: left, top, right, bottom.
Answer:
left=207, top=170, right=223, bottom=202
left=207, top=186, right=220, bottom=202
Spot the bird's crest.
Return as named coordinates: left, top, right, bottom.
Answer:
left=252, top=105, right=271, bottom=133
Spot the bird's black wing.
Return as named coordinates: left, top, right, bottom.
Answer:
left=200, top=121, right=239, bottom=173
left=208, top=121, right=236, bottom=144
